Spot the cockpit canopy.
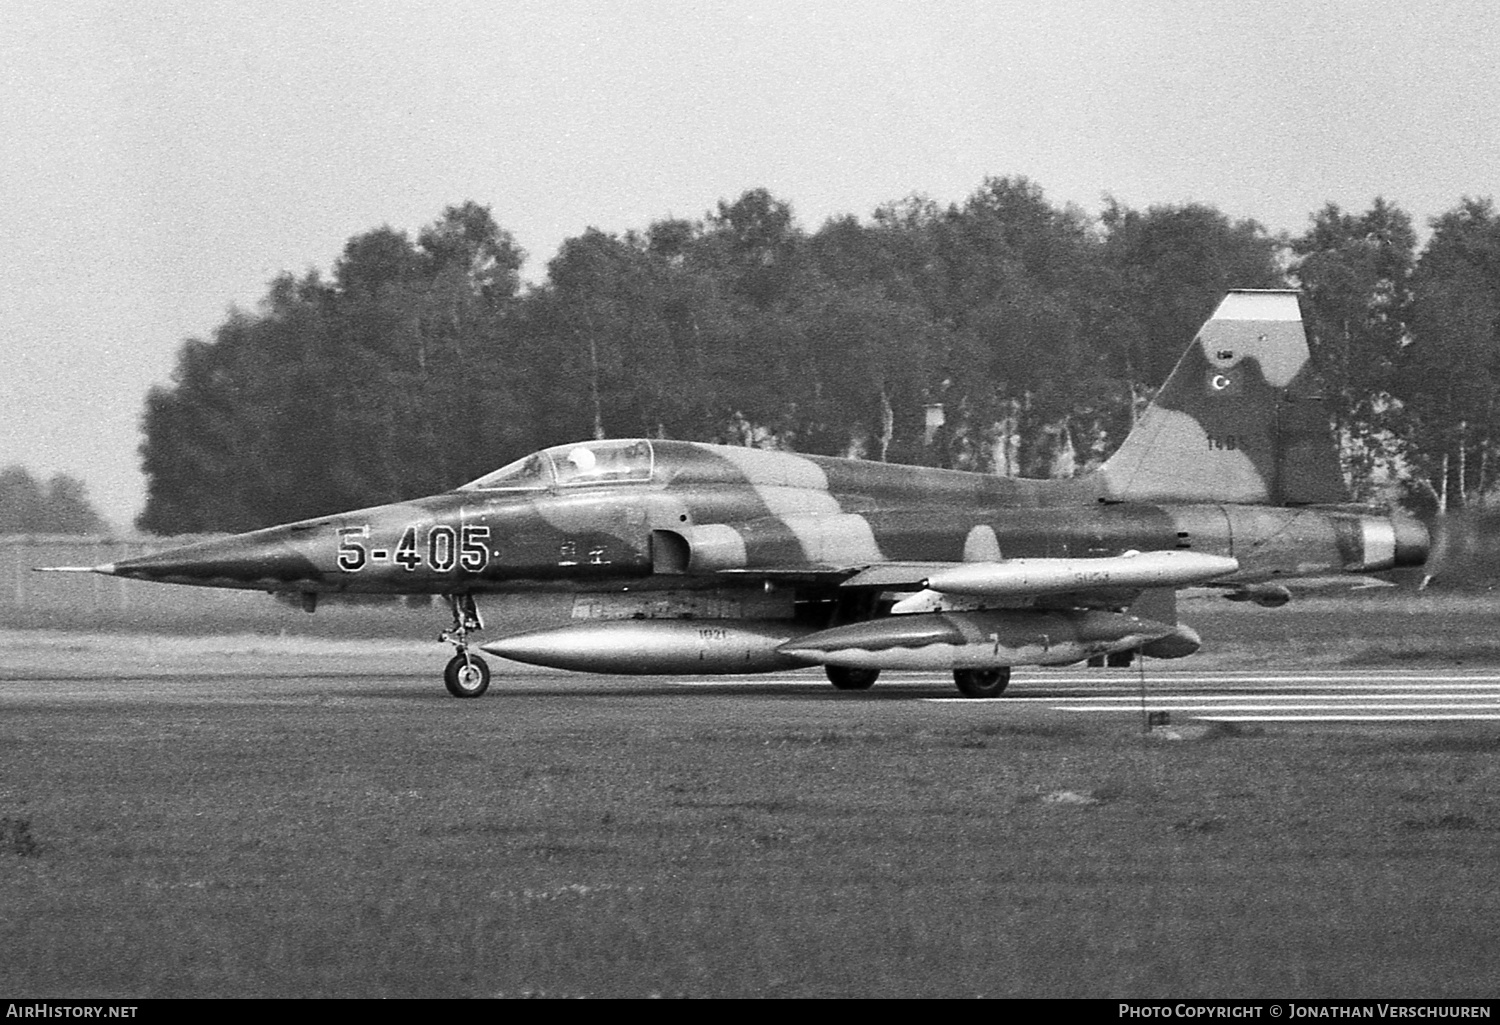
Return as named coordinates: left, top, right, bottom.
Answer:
left=459, top=439, right=656, bottom=491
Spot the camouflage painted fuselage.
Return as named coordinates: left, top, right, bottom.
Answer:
left=107, top=437, right=1425, bottom=602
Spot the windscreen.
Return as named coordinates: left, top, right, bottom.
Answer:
left=459, top=440, right=654, bottom=491
left=458, top=452, right=553, bottom=491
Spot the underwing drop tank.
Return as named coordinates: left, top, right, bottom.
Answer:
left=917, top=550, right=1239, bottom=598
left=481, top=619, right=820, bottom=674
left=777, top=608, right=1200, bottom=671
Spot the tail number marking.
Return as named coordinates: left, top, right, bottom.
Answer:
left=1206, top=435, right=1240, bottom=451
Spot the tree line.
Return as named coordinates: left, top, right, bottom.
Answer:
left=1, top=467, right=106, bottom=534
left=136, top=182, right=1500, bottom=533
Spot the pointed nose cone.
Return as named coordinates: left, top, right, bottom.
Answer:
left=108, top=527, right=324, bottom=589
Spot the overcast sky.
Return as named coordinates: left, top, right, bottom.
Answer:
left=4, top=0, right=1498, bottom=529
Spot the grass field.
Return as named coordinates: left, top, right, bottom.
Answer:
left=1, top=591, right=1499, bottom=998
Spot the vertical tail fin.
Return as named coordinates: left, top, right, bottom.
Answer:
left=1097, top=289, right=1347, bottom=505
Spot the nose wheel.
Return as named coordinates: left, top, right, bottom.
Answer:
left=440, top=594, right=489, bottom=698
left=444, top=651, right=491, bottom=698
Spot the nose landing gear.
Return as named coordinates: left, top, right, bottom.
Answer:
left=440, top=594, right=489, bottom=698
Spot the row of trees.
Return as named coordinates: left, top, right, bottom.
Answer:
left=1, top=467, right=105, bottom=534
left=137, top=183, right=1500, bottom=533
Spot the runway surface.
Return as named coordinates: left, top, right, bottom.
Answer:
left=637, top=668, right=1500, bottom=722
left=7, top=656, right=1498, bottom=724
left=920, top=670, right=1500, bottom=721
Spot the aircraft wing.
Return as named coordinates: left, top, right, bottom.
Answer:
left=835, top=562, right=962, bottom=588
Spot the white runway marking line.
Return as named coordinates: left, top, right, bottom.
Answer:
left=1012, top=671, right=1500, bottom=680
left=665, top=675, right=1500, bottom=688
left=1010, top=689, right=1500, bottom=698
left=1053, top=703, right=1500, bottom=712
left=923, top=672, right=1500, bottom=721
left=1197, top=715, right=1500, bottom=722
left=1047, top=690, right=1500, bottom=701
left=1016, top=676, right=1500, bottom=686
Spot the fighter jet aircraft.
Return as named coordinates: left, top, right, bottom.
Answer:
left=48, top=289, right=1427, bottom=698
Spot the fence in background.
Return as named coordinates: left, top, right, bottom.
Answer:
left=3, top=535, right=276, bottom=620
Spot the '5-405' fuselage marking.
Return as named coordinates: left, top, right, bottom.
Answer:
left=337, top=524, right=491, bottom=573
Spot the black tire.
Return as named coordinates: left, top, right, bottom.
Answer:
left=954, top=666, right=1010, bottom=698
left=826, top=665, right=880, bottom=691
left=444, top=652, right=491, bottom=698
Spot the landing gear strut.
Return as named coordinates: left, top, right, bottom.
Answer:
left=440, top=594, right=489, bottom=698
left=953, top=667, right=1010, bottom=698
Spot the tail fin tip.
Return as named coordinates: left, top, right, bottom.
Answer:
left=1099, top=289, right=1346, bottom=506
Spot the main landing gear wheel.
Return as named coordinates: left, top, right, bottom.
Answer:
left=444, top=652, right=491, bottom=698
left=953, top=667, right=1010, bottom=698
left=826, top=665, right=880, bottom=691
